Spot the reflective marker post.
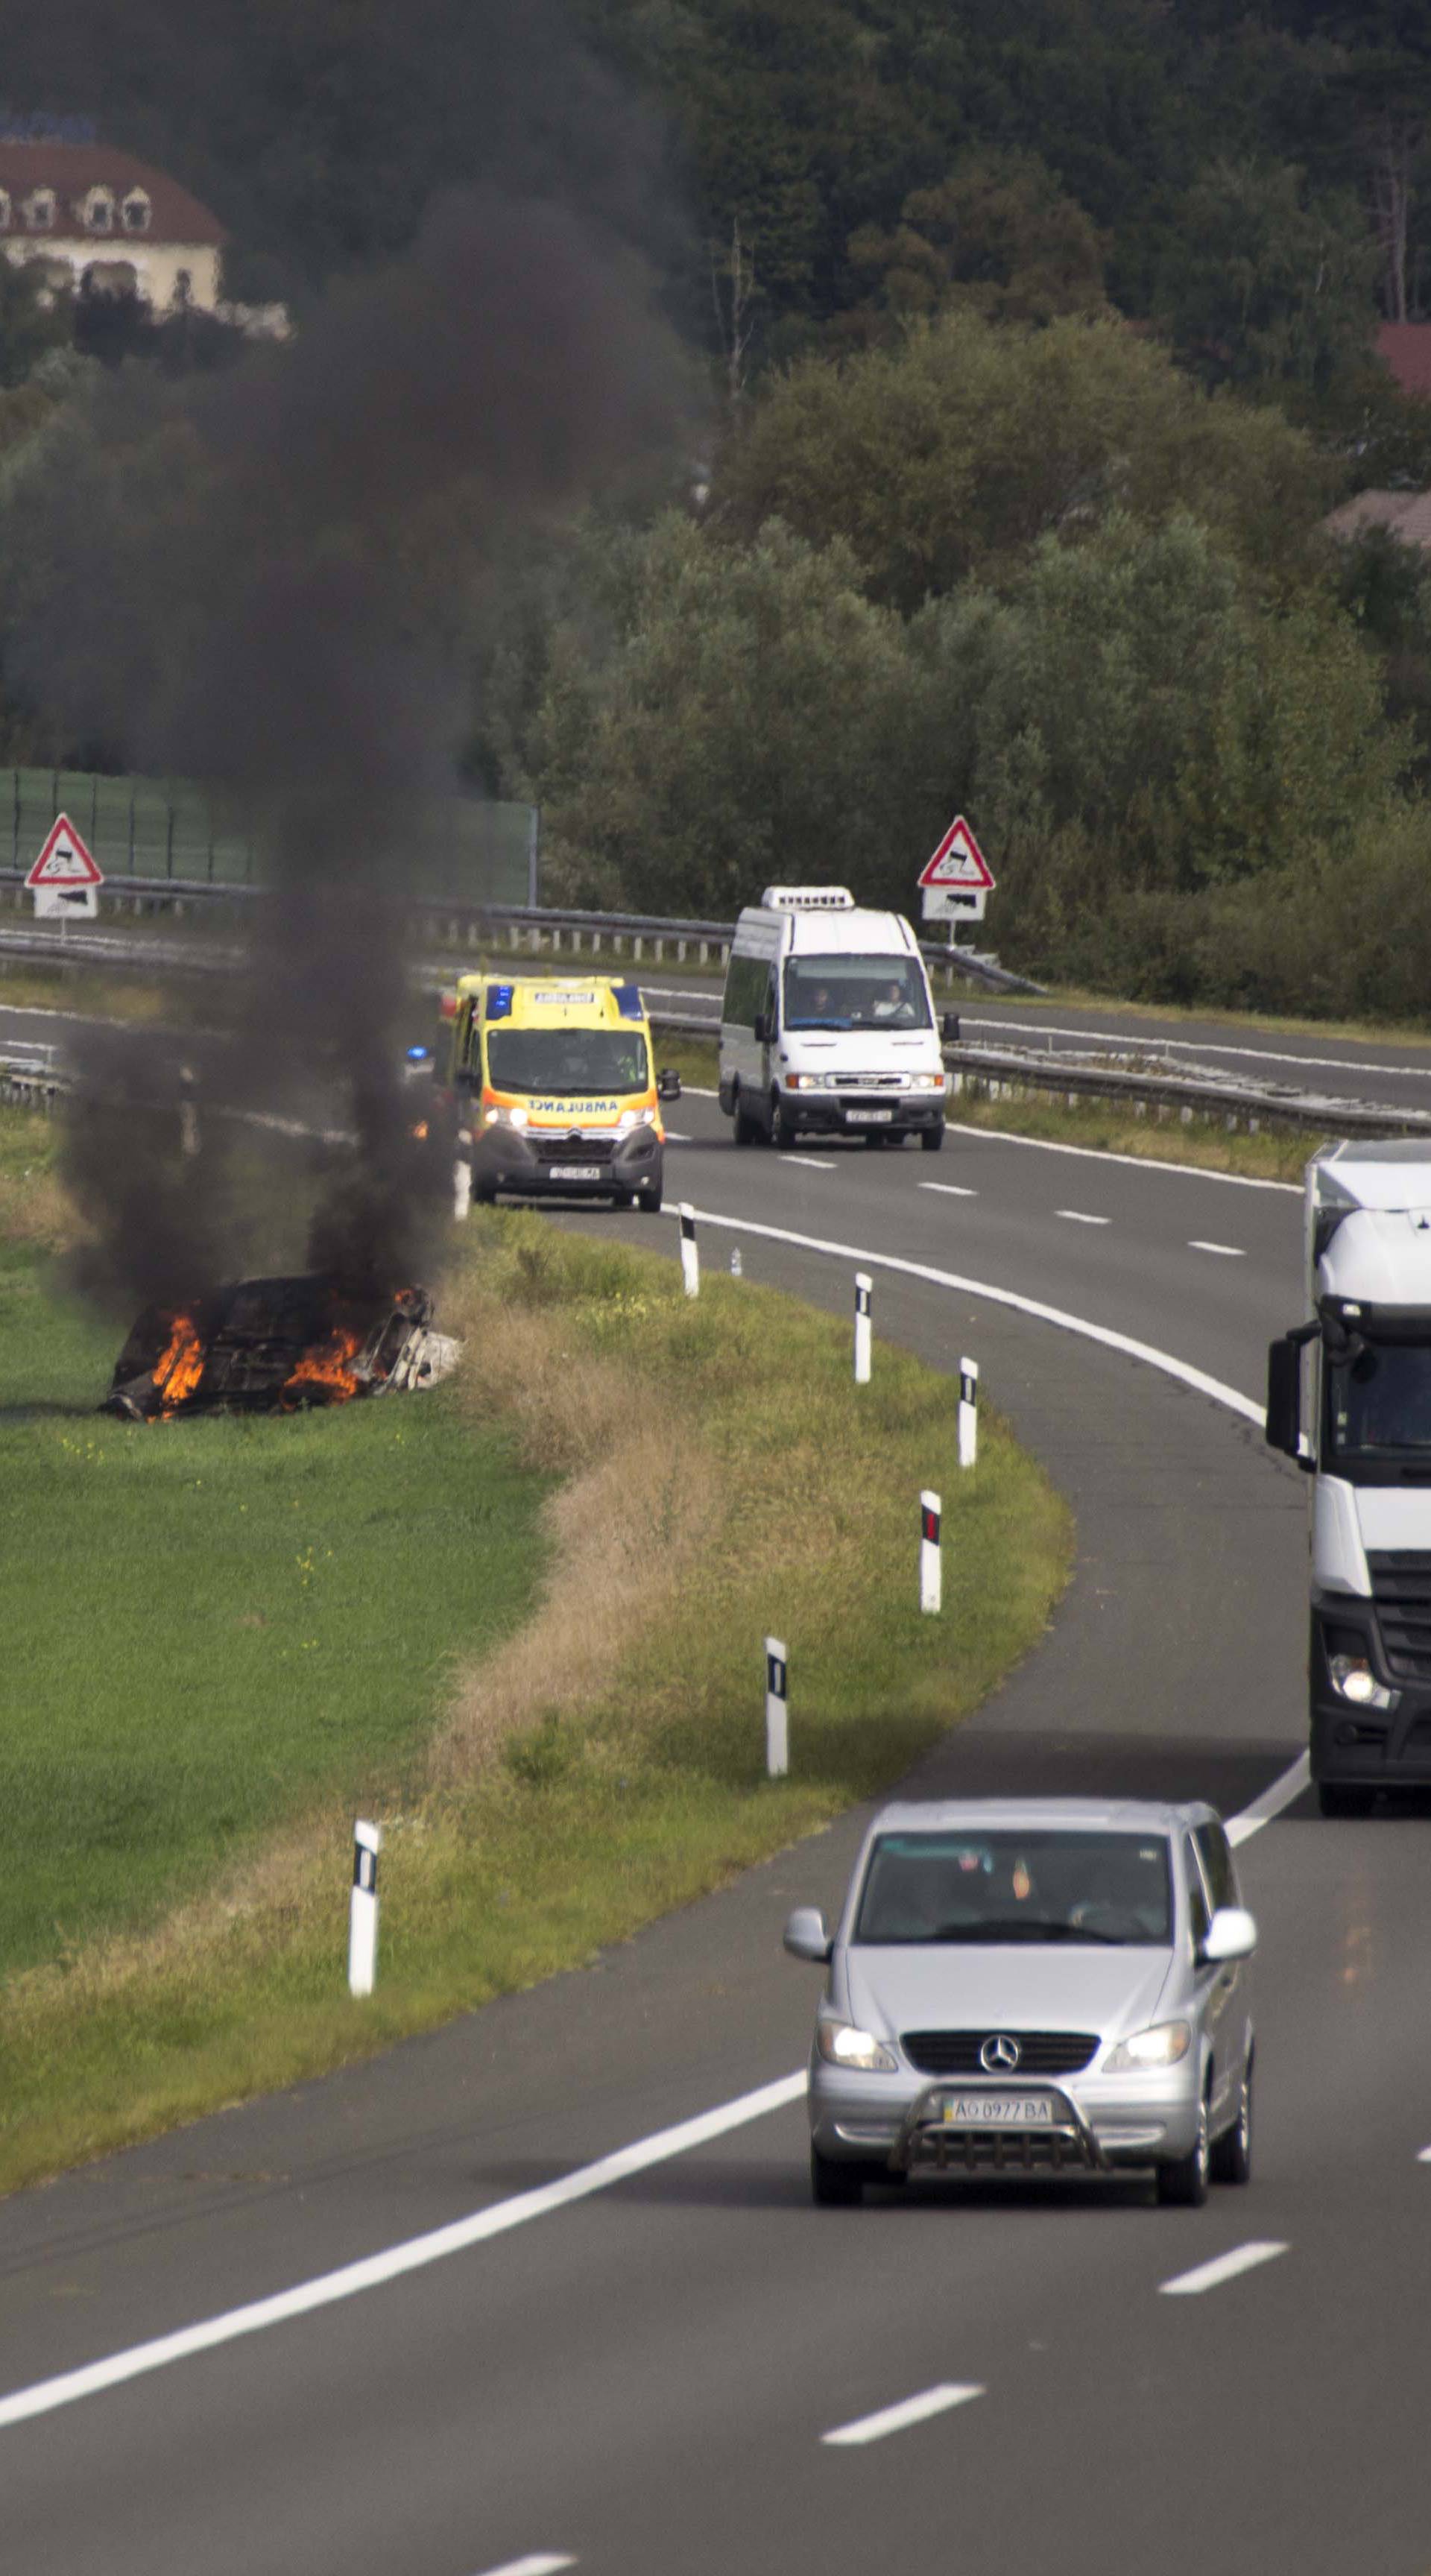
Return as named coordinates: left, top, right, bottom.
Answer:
left=854, top=1273, right=872, bottom=1385
left=920, top=1490, right=942, bottom=1614
left=765, top=1637, right=789, bottom=1778
left=680, top=1202, right=699, bottom=1298
left=958, top=1358, right=979, bottom=1469
left=348, top=1819, right=381, bottom=1997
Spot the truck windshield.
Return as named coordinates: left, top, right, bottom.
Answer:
left=1327, top=1339, right=1431, bottom=1476
left=854, top=1830, right=1173, bottom=1945
left=783, top=955, right=930, bottom=1031
left=486, top=1029, right=650, bottom=1096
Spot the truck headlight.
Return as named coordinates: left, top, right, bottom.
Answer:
left=1329, top=1654, right=1396, bottom=1710
left=816, top=2019, right=899, bottom=2074
left=1104, top=2021, right=1191, bottom=2071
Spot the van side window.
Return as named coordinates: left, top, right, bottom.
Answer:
left=1183, top=1836, right=1211, bottom=1948
left=1193, top=1821, right=1236, bottom=1913
left=721, top=953, right=769, bottom=1029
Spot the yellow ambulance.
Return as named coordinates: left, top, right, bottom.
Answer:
left=439, top=972, right=680, bottom=1211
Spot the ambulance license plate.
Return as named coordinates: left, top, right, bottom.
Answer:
left=846, top=1108, right=893, bottom=1124
left=549, top=1165, right=598, bottom=1181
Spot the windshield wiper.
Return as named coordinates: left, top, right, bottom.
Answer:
left=928, top=1919, right=1126, bottom=1945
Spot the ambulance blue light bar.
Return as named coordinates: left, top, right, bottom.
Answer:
left=485, top=984, right=514, bottom=1020
left=613, top=981, right=643, bottom=1020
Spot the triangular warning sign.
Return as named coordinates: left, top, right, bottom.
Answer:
left=917, top=815, right=994, bottom=891
left=26, top=813, right=104, bottom=889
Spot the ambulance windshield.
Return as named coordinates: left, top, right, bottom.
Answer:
left=486, top=1029, right=650, bottom=1096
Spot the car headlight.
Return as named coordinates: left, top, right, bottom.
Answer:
left=1329, top=1653, right=1396, bottom=1710
left=1104, top=2021, right=1192, bottom=2071
left=816, top=2018, right=899, bottom=2074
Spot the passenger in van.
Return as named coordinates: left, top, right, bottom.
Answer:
left=872, top=978, right=914, bottom=1022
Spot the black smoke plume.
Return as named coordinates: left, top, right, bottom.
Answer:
left=6, top=14, right=687, bottom=1313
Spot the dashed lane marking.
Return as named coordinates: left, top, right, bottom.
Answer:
left=1418, top=2146, right=1431, bottom=2163
left=1160, top=2243, right=1289, bottom=2298
left=1188, top=1240, right=1245, bottom=1257
left=822, top=2384, right=985, bottom=2446
left=473, top=2557, right=577, bottom=2576
left=1055, top=1209, right=1111, bottom=1225
left=918, top=1181, right=977, bottom=1197
left=783, top=1156, right=838, bottom=1171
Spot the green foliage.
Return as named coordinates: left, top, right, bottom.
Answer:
left=846, top=151, right=1108, bottom=336
left=709, top=310, right=1333, bottom=608
left=0, top=261, right=71, bottom=391
left=1157, top=160, right=1379, bottom=394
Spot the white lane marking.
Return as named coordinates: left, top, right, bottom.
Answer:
left=0, top=2072, right=806, bottom=2432
left=1160, top=2242, right=1289, bottom=2298
left=669, top=1208, right=1263, bottom=1427
left=783, top=1156, right=838, bottom=1171
left=1055, top=1208, right=1110, bottom=1226
left=1189, top=1240, right=1245, bottom=1258
left=1418, top=2147, right=1431, bottom=2163
left=822, top=2383, right=985, bottom=2446
left=955, top=1127, right=1299, bottom=1194
left=965, top=1014, right=1431, bottom=1088
left=664, top=1130, right=692, bottom=1143
left=473, top=2557, right=576, bottom=2576
left=1227, top=1753, right=1310, bottom=1846
left=918, top=1181, right=978, bottom=1197
left=682, top=1085, right=718, bottom=1098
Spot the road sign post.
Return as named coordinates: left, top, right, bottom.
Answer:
left=918, top=815, right=994, bottom=929
left=25, top=814, right=104, bottom=922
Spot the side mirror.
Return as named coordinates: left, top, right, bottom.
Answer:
left=658, top=1067, right=682, bottom=1101
left=783, top=1905, right=832, bottom=1963
left=941, top=1010, right=961, bottom=1043
left=1199, top=1905, right=1257, bottom=1966
left=753, top=1012, right=773, bottom=1046
left=1266, top=1333, right=1308, bottom=1464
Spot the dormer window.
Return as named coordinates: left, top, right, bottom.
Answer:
left=121, top=190, right=151, bottom=236
left=82, top=187, right=115, bottom=234
left=23, top=189, right=55, bottom=233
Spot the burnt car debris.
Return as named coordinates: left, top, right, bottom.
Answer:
left=103, top=1275, right=460, bottom=1421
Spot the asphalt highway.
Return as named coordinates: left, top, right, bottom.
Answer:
left=3, top=1054, right=1431, bottom=2574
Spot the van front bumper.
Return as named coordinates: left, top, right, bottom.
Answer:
left=781, top=1090, right=945, bottom=1136
left=809, top=2062, right=1201, bottom=2171
left=471, top=1124, right=662, bottom=1199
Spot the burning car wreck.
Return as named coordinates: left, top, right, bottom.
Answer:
left=102, top=1275, right=460, bottom=1421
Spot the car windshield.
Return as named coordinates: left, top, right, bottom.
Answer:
left=783, top=955, right=930, bottom=1032
left=854, top=1831, right=1173, bottom=1945
left=1326, top=1338, right=1431, bottom=1478
left=485, top=1029, right=650, bottom=1096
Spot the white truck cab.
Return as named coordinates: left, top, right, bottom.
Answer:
left=1267, top=1139, right=1431, bottom=1814
left=717, top=886, right=954, bottom=1151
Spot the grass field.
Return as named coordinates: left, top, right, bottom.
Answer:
left=0, top=1108, right=1069, bottom=2190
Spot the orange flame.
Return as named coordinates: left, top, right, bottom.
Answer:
left=155, top=1313, right=205, bottom=1411
left=283, top=1325, right=366, bottom=1401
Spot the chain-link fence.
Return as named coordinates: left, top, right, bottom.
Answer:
left=3, top=769, right=537, bottom=903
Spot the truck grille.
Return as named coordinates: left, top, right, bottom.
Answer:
left=532, top=1136, right=613, bottom=1167
left=1368, top=1550, right=1431, bottom=1682
left=901, top=2030, right=1099, bottom=2077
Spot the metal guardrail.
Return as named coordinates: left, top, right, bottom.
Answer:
left=0, top=877, right=1040, bottom=993
left=946, top=1042, right=1431, bottom=1140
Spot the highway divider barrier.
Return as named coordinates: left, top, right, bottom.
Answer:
left=679, top=1202, right=698, bottom=1297
left=348, top=1819, right=381, bottom=1998
left=765, top=1637, right=789, bottom=1778
left=959, top=1359, right=979, bottom=1469
left=920, top=1490, right=942, bottom=1615
left=854, top=1272, right=873, bottom=1384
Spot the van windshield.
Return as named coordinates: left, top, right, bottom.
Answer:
left=783, top=955, right=930, bottom=1031
left=855, top=1831, right=1174, bottom=1945
left=486, top=1029, right=650, bottom=1096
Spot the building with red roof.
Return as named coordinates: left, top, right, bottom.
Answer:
left=0, top=139, right=225, bottom=313
left=1377, top=322, right=1431, bottom=403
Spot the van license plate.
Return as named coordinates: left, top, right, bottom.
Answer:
left=943, top=2096, right=1054, bottom=2127
left=549, top=1165, right=598, bottom=1180
left=846, top=1108, right=893, bottom=1124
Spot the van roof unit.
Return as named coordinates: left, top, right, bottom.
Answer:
left=759, top=886, right=855, bottom=911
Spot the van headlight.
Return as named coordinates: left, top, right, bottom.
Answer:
left=816, top=2018, right=899, bottom=2073
left=1104, top=2021, right=1191, bottom=2071
left=484, top=1105, right=530, bottom=1129
left=616, top=1108, right=657, bottom=1131
left=912, top=1073, right=944, bottom=1090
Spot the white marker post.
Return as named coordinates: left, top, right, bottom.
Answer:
left=348, top=1819, right=381, bottom=1998
left=765, top=1636, right=789, bottom=1778
left=679, top=1202, right=699, bottom=1298
left=920, top=1490, right=942, bottom=1614
left=854, top=1272, right=873, bottom=1385
left=958, top=1358, right=979, bottom=1469
left=452, top=1140, right=472, bottom=1222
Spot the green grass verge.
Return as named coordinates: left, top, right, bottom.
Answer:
left=0, top=1137, right=1070, bottom=2191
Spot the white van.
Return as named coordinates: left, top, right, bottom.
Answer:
left=718, top=886, right=953, bottom=1150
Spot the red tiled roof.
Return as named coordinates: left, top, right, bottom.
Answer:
left=0, top=142, right=224, bottom=247
left=1377, top=322, right=1431, bottom=400
left=1321, top=487, right=1431, bottom=550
